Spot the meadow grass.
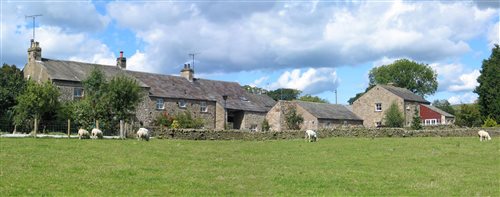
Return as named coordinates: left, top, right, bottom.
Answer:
left=0, top=137, right=499, bottom=196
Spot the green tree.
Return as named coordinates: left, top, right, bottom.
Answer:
left=82, top=67, right=108, bottom=122
left=474, top=44, right=500, bottom=122
left=0, top=64, right=26, bottom=117
left=298, top=94, right=329, bottom=103
left=242, top=85, right=267, bottom=94
left=455, top=104, right=482, bottom=127
left=411, top=107, right=422, bottom=130
left=284, top=106, right=303, bottom=130
left=13, top=80, right=60, bottom=129
left=261, top=119, right=270, bottom=131
left=384, top=102, right=404, bottom=127
left=105, top=75, right=143, bottom=121
left=432, top=99, right=455, bottom=115
left=369, top=59, right=438, bottom=97
left=267, top=88, right=302, bottom=101
left=482, top=116, right=497, bottom=128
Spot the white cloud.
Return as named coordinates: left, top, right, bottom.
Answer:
left=448, top=70, right=480, bottom=92
left=487, top=22, right=499, bottom=47
left=430, top=63, right=480, bottom=92
left=249, top=76, right=269, bottom=87
left=104, top=1, right=497, bottom=75
left=270, top=68, right=339, bottom=95
left=448, top=92, right=478, bottom=105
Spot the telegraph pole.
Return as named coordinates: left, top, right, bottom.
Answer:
left=25, top=14, right=42, bottom=40
left=335, top=89, right=338, bottom=104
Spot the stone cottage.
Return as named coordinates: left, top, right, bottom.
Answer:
left=22, top=40, right=275, bottom=131
left=266, top=100, right=363, bottom=131
left=419, top=104, right=455, bottom=126
left=352, top=84, right=430, bottom=127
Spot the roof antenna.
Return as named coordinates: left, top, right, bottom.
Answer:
left=188, top=52, right=199, bottom=70
left=25, top=14, right=42, bottom=41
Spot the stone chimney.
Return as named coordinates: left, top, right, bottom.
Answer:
left=116, top=51, right=126, bottom=69
left=180, top=63, right=194, bottom=82
left=27, top=39, right=42, bottom=62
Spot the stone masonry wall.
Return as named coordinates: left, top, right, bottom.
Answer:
left=353, top=86, right=404, bottom=127
left=241, top=111, right=267, bottom=131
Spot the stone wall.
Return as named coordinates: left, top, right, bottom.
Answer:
left=23, top=61, right=50, bottom=83
left=353, top=86, right=403, bottom=127
left=152, top=127, right=500, bottom=140
left=53, top=80, right=83, bottom=101
left=241, top=111, right=267, bottom=131
left=140, top=96, right=217, bottom=129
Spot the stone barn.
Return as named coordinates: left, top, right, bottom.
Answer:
left=266, top=100, right=363, bottom=131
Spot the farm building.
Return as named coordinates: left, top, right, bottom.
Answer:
left=419, top=104, right=455, bottom=126
left=266, top=100, right=363, bottom=131
left=352, top=84, right=430, bottom=127
left=23, top=40, right=275, bottom=130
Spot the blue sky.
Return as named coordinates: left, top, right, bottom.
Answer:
left=1, top=0, right=499, bottom=105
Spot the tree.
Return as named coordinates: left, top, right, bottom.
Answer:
left=369, top=59, right=438, bottom=97
left=411, top=107, right=422, bottom=130
left=0, top=64, right=26, bottom=117
left=432, top=99, right=455, bottom=115
left=384, top=102, right=404, bottom=127
left=474, top=44, right=500, bottom=122
left=298, top=94, right=329, bottom=103
left=105, top=75, right=143, bottom=121
left=284, top=106, right=303, bottom=130
left=455, top=104, right=482, bottom=127
left=267, top=88, right=302, bottom=101
left=242, top=85, right=267, bottom=94
left=13, top=80, right=60, bottom=129
left=82, top=67, right=108, bottom=122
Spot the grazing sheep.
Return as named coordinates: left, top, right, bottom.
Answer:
left=478, top=130, right=491, bottom=141
left=136, top=128, right=150, bottom=141
left=91, top=128, right=103, bottom=139
left=78, top=128, right=90, bottom=140
left=305, top=129, right=318, bottom=142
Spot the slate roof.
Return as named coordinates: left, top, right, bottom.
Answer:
left=422, top=104, right=454, bottom=117
left=295, top=101, right=363, bottom=121
left=37, top=58, right=275, bottom=112
left=39, top=58, right=149, bottom=87
left=379, top=85, right=430, bottom=104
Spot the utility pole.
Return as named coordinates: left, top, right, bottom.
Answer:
left=188, top=53, right=199, bottom=70
left=335, top=89, right=338, bottom=104
left=25, top=14, right=42, bottom=41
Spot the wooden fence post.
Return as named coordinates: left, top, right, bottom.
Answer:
left=33, top=118, right=38, bottom=138
left=96, top=120, right=99, bottom=129
left=67, top=119, right=71, bottom=138
left=120, top=120, right=124, bottom=139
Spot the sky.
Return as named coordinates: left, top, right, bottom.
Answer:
left=1, top=0, right=499, bottom=105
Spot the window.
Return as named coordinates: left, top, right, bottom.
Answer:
left=200, top=101, right=208, bottom=112
left=73, top=87, right=84, bottom=100
left=156, top=99, right=164, bottom=110
left=250, top=124, right=258, bottom=132
left=375, top=103, right=382, bottom=112
left=376, top=121, right=382, bottom=127
left=424, top=119, right=438, bottom=125
left=179, top=100, right=187, bottom=108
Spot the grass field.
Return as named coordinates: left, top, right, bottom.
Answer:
left=1, top=137, right=499, bottom=196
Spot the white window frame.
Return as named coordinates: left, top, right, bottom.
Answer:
left=156, top=98, right=165, bottom=110
left=200, top=101, right=208, bottom=112
left=73, top=87, right=84, bottom=100
left=375, top=103, right=382, bottom=112
left=179, top=100, right=187, bottom=108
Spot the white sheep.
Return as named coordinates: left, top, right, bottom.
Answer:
left=91, top=128, right=103, bottom=139
left=305, top=129, right=318, bottom=142
left=136, top=128, right=150, bottom=141
left=478, top=130, right=491, bottom=141
left=78, top=128, right=90, bottom=140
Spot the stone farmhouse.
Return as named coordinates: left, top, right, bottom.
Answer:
left=352, top=84, right=430, bottom=127
left=419, top=104, right=455, bottom=126
left=23, top=40, right=276, bottom=131
left=267, top=101, right=363, bottom=131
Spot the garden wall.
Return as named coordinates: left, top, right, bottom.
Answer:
left=152, top=127, right=500, bottom=140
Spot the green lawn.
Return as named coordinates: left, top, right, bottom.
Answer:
left=1, top=137, right=499, bottom=196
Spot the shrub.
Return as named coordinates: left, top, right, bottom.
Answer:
left=285, top=106, right=303, bottom=130
left=153, top=112, right=173, bottom=128
left=411, top=107, right=422, bottom=130
left=455, top=104, right=482, bottom=127
left=384, top=102, right=404, bottom=128
left=173, top=111, right=204, bottom=129
left=171, top=120, right=180, bottom=129
left=261, top=119, right=270, bottom=131
left=482, top=116, right=498, bottom=127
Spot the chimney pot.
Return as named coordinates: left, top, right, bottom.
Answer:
left=120, top=51, right=123, bottom=58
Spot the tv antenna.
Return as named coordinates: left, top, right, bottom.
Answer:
left=25, top=14, right=42, bottom=41
left=188, top=52, right=199, bottom=70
